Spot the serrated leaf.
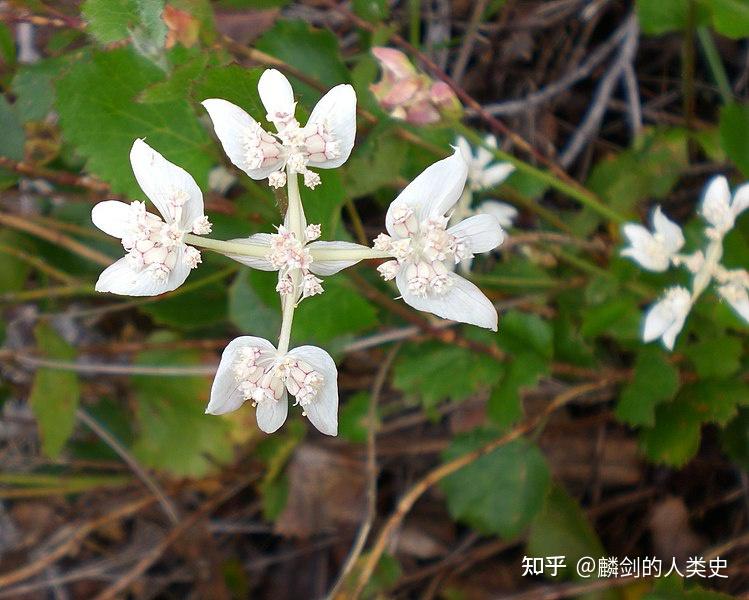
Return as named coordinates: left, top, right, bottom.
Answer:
left=684, top=336, right=742, bottom=378
left=616, top=347, right=679, bottom=427
left=488, top=352, right=547, bottom=426
left=192, top=64, right=265, bottom=119
left=12, top=59, right=65, bottom=122
left=339, top=391, right=374, bottom=444
left=82, top=0, right=139, bottom=43
left=29, top=323, right=80, bottom=458
left=722, top=408, right=749, bottom=471
left=131, top=342, right=233, bottom=477
left=343, top=126, right=407, bottom=198
left=497, top=311, right=553, bottom=359
left=440, top=432, right=550, bottom=538
left=139, top=54, right=210, bottom=104
left=393, top=341, right=502, bottom=410
left=55, top=47, right=213, bottom=197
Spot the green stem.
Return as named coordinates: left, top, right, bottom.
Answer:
left=697, top=26, right=732, bottom=105
left=183, top=234, right=269, bottom=258
left=455, top=124, right=624, bottom=224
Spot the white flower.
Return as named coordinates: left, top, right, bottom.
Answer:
left=206, top=336, right=338, bottom=436
left=202, top=69, right=356, bottom=189
left=476, top=200, right=517, bottom=230
left=700, top=175, right=749, bottom=236
left=621, top=206, right=684, bottom=272
left=91, top=139, right=211, bottom=296
left=373, top=149, right=504, bottom=330
left=642, top=286, right=692, bottom=350
left=717, top=281, right=749, bottom=324
left=456, top=134, right=515, bottom=191
left=223, top=221, right=371, bottom=304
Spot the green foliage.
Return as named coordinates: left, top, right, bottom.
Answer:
left=722, top=408, right=749, bottom=470
left=82, top=0, right=140, bottom=44
left=29, top=323, right=81, bottom=458
left=440, top=431, right=550, bottom=538
left=719, top=103, right=749, bottom=178
left=55, top=47, right=213, bottom=196
left=0, top=96, right=25, bottom=161
left=616, top=347, right=680, bottom=427
left=641, top=380, right=749, bottom=466
left=131, top=342, right=233, bottom=477
left=586, top=128, right=688, bottom=218
left=527, top=486, right=610, bottom=585
left=636, top=0, right=710, bottom=35
left=684, top=335, right=743, bottom=378
left=645, top=576, right=735, bottom=600
left=255, top=20, right=349, bottom=106
left=710, top=0, right=749, bottom=38
left=393, top=341, right=502, bottom=410
left=489, top=311, right=552, bottom=425
left=229, top=270, right=282, bottom=341
left=338, top=391, right=373, bottom=443
left=343, top=125, right=407, bottom=198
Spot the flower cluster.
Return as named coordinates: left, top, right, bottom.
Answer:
left=621, top=176, right=749, bottom=350
left=90, top=67, right=506, bottom=436
left=370, top=47, right=462, bottom=125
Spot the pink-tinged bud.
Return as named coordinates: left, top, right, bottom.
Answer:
left=370, top=47, right=463, bottom=126
left=371, top=47, right=416, bottom=80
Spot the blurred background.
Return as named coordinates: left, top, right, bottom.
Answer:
left=0, top=0, right=748, bottom=598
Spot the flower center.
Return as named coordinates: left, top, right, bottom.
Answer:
left=374, top=205, right=472, bottom=296
left=266, top=224, right=324, bottom=301
left=233, top=347, right=325, bottom=412
left=120, top=201, right=201, bottom=280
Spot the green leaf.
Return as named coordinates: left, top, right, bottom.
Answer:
left=684, top=335, right=742, bottom=378
left=710, top=0, right=749, bottom=38
left=0, top=231, right=31, bottom=293
left=353, top=0, right=390, bottom=21
left=82, top=0, right=139, bottom=43
left=255, top=20, right=349, bottom=107
left=440, top=432, right=550, bottom=538
left=339, top=391, right=373, bottom=444
left=641, top=380, right=749, bottom=466
left=393, top=341, right=502, bottom=410
left=141, top=272, right=229, bottom=330
left=343, top=125, right=407, bottom=198
left=228, top=270, right=282, bottom=341
left=0, top=96, right=25, bottom=161
left=636, top=0, right=710, bottom=35
left=719, top=103, right=749, bottom=178
left=139, top=54, right=210, bottom=104
left=722, top=408, right=749, bottom=471
left=616, top=347, right=679, bottom=427
left=29, top=323, right=80, bottom=458
left=12, top=59, right=62, bottom=122
left=192, top=64, right=265, bottom=119
left=131, top=341, right=233, bottom=477
left=489, top=311, right=552, bottom=426
left=527, top=486, right=610, bottom=585
left=55, top=47, right=213, bottom=197
left=587, top=127, right=688, bottom=217
left=644, top=575, right=734, bottom=600
left=0, top=23, right=15, bottom=64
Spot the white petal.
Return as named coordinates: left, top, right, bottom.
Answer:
left=95, top=252, right=190, bottom=297
left=129, top=139, right=204, bottom=230
left=256, top=391, right=289, bottom=434
left=91, top=201, right=131, bottom=239
left=700, top=175, right=733, bottom=229
left=718, top=284, right=749, bottom=324
left=478, top=200, right=518, bottom=229
left=307, top=240, right=369, bottom=275
left=306, top=84, right=357, bottom=169
left=396, top=269, right=498, bottom=331
left=480, top=163, right=515, bottom=189
left=223, top=233, right=275, bottom=270
left=202, top=99, right=285, bottom=180
left=448, top=214, right=505, bottom=254
left=642, top=288, right=691, bottom=350
left=621, top=224, right=669, bottom=272
left=386, top=149, right=468, bottom=235
left=206, top=336, right=277, bottom=416
left=731, top=183, right=749, bottom=218
left=287, top=345, right=339, bottom=436
left=651, top=206, right=684, bottom=254
left=258, top=69, right=295, bottom=121
left=455, top=136, right=473, bottom=164
left=476, top=134, right=497, bottom=168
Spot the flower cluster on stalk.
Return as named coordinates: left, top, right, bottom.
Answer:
left=621, top=176, right=749, bottom=350
left=90, top=68, right=507, bottom=436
